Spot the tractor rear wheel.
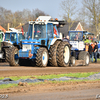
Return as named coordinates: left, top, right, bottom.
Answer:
left=79, top=51, right=90, bottom=66
left=36, top=47, right=48, bottom=67
left=57, top=41, right=70, bottom=67
left=3, top=48, right=10, bottom=62
left=8, top=47, right=19, bottom=66
left=49, top=41, right=61, bottom=66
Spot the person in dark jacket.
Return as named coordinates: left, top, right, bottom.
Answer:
left=88, top=43, right=93, bottom=62
left=94, top=41, right=98, bottom=63
left=63, top=35, right=69, bottom=43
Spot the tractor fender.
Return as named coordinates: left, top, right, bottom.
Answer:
left=4, top=41, right=13, bottom=44
left=50, top=38, right=62, bottom=46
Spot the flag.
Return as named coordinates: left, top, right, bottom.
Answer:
left=21, top=26, right=24, bottom=35
left=53, top=27, right=58, bottom=35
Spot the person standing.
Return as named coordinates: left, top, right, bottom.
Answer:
left=94, top=41, right=98, bottom=63
left=88, top=43, right=93, bottom=62
left=91, top=41, right=95, bottom=62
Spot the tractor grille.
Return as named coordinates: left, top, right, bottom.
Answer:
left=22, top=44, right=32, bottom=50
left=19, top=50, right=29, bottom=57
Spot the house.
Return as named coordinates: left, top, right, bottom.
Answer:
left=0, top=25, right=7, bottom=33
left=60, top=21, right=84, bottom=37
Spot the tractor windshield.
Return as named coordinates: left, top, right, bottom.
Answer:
left=69, top=32, right=83, bottom=41
left=34, top=24, right=46, bottom=39
left=11, top=33, right=17, bottom=42
left=5, top=33, right=10, bottom=41
left=27, top=24, right=46, bottom=39
left=18, top=33, right=25, bottom=42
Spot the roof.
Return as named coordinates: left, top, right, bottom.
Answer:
left=9, top=28, right=18, bottom=32
left=0, top=25, right=7, bottom=33
left=37, top=16, right=51, bottom=21
left=70, top=21, right=79, bottom=30
left=60, top=21, right=81, bottom=37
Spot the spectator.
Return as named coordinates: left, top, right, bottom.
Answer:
left=93, top=36, right=97, bottom=41
left=63, top=35, right=69, bottom=43
left=84, top=37, right=91, bottom=43
left=88, top=43, right=93, bottom=62
left=94, top=41, right=98, bottom=63
left=91, top=36, right=93, bottom=41
left=90, top=41, right=95, bottom=62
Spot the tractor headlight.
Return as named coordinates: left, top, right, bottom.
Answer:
left=29, top=50, right=33, bottom=58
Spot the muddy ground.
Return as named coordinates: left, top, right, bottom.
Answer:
left=0, top=63, right=100, bottom=77
left=0, top=62, right=100, bottom=100
left=1, top=81, right=100, bottom=100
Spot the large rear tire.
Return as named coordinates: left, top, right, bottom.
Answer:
left=1, top=42, right=14, bottom=62
left=36, top=47, right=48, bottom=67
left=78, top=51, right=90, bottom=66
left=49, top=41, right=61, bottom=66
left=8, top=47, right=19, bottom=66
left=3, top=48, right=10, bottom=62
left=57, top=41, right=70, bottom=67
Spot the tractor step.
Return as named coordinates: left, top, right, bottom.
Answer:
left=75, top=60, right=84, bottom=66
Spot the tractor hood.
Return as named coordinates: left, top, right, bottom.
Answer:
left=22, top=38, right=46, bottom=46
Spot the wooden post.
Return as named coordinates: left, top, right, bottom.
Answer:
left=8, top=23, right=10, bottom=31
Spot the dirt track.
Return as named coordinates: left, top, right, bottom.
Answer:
left=0, top=63, right=99, bottom=77
left=0, top=63, right=100, bottom=100
left=2, top=81, right=100, bottom=100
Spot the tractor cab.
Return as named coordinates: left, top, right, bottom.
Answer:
left=22, top=16, right=65, bottom=50
left=83, top=32, right=94, bottom=41
left=69, top=31, right=85, bottom=51
left=5, top=31, right=25, bottom=45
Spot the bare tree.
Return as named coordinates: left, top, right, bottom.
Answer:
left=60, top=0, right=78, bottom=30
left=0, top=6, right=13, bottom=29
left=0, top=6, right=49, bottom=30
left=82, top=0, right=100, bottom=35
left=33, top=9, right=48, bottom=19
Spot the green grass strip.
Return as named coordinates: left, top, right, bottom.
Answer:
left=34, top=72, right=98, bottom=79
left=0, top=72, right=98, bottom=81
left=0, top=84, right=18, bottom=89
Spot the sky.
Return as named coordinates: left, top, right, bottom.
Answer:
left=0, top=0, right=82, bottom=20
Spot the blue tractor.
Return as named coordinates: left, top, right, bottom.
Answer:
left=7, top=16, right=71, bottom=67
left=68, top=31, right=90, bottom=66
left=0, top=31, right=25, bottom=62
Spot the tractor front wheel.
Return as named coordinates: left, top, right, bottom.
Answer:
left=36, top=47, right=48, bottom=67
left=79, top=51, right=90, bottom=66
